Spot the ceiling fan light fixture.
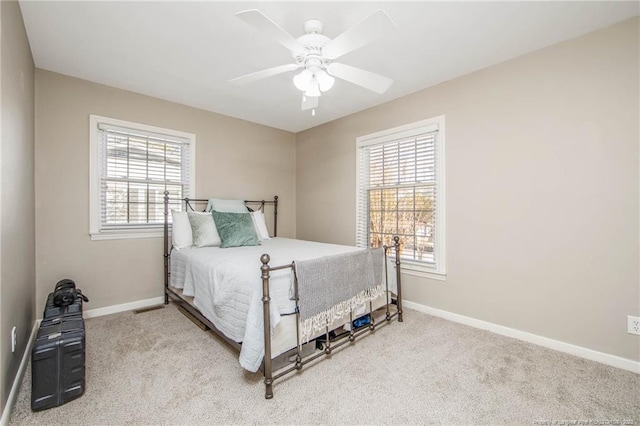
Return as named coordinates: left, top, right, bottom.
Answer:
left=293, top=69, right=313, bottom=91
left=315, top=69, right=335, bottom=92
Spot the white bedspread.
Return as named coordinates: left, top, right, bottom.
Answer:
left=170, top=237, right=360, bottom=372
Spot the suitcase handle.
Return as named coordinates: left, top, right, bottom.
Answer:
left=76, top=289, right=89, bottom=303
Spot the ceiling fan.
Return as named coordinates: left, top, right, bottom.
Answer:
left=230, top=9, right=395, bottom=114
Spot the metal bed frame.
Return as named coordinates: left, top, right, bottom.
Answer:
left=163, top=192, right=403, bottom=399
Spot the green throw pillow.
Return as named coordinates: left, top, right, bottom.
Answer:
left=211, top=211, right=260, bottom=248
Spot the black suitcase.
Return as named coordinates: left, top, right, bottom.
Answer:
left=31, top=318, right=86, bottom=411
left=43, top=291, right=85, bottom=320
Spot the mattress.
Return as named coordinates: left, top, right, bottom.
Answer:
left=170, top=237, right=374, bottom=372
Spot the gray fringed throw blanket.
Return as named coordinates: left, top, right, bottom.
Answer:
left=294, top=248, right=385, bottom=341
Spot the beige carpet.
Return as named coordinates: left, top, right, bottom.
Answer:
left=9, top=304, right=640, bottom=425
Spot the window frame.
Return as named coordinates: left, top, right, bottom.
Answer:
left=89, top=115, right=196, bottom=241
left=356, top=116, right=446, bottom=280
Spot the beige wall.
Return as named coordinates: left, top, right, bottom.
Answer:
left=296, top=18, right=640, bottom=362
left=35, top=70, right=296, bottom=314
left=0, top=0, right=35, bottom=414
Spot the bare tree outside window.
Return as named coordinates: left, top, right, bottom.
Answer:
left=365, top=133, right=438, bottom=265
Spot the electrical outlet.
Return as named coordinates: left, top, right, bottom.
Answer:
left=11, top=326, right=17, bottom=353
left=628, top=316, right=640, bottom=336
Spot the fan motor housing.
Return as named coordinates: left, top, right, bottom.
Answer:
left=295, top=20, right=331, bottom=66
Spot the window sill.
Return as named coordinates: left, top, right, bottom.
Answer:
left=399, top=262, right=446, bottom=281
left=90, top=230, right=164, bottom=241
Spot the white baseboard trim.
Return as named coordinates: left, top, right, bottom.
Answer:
left=83, top=296, right=165, bottom=319
left=403, top=300, right=640, bottom=374
left=0, top=320, right=39, bottom=426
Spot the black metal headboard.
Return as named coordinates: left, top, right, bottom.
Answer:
left=178, top=196, right=278, bottom=236
left=163, top=194, right=278, bottom=238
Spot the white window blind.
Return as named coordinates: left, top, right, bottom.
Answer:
left=90, top=115, right=196, bottom=240
left=357, top=117, right=445, bottom=278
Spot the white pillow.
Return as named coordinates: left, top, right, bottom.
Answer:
left=171, top=210, right=193, bottom=249
left=206, top=198, right=248, bottom=213
left=187, top=211, right=222, bottom=248
left=251, top=211, right=271, bottom=240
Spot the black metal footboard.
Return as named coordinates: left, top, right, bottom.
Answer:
left=259, top=237, right=403, bottom=399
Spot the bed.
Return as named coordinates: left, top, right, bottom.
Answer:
left=163, top=194, right=403, bottom=399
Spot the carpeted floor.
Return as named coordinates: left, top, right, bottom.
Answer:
left=9, top=304, right=640, bottom=425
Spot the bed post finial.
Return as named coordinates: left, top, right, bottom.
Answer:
left=393, top=236, right=403, bottom=322
left=261, top=253, right=274, bottom=399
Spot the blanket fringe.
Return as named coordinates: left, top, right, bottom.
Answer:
left=300, top=283, right=386, bottom=342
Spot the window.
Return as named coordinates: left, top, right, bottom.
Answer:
left=356, top=116, right=445, bottom=279
left=89, top=115, right=195, bottom=240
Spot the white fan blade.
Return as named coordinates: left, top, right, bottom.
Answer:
left=324, top=10, right=395, bottom=60
left=229, top=63, right=299, bottom=85
left=327, top=63, right=393, bottom=94
left=236, top=9, right=304, bottom=54
left=301, top=95, right=318, bottom=111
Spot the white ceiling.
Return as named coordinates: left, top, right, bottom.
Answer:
left=19, top=1, right=639, bottom=133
